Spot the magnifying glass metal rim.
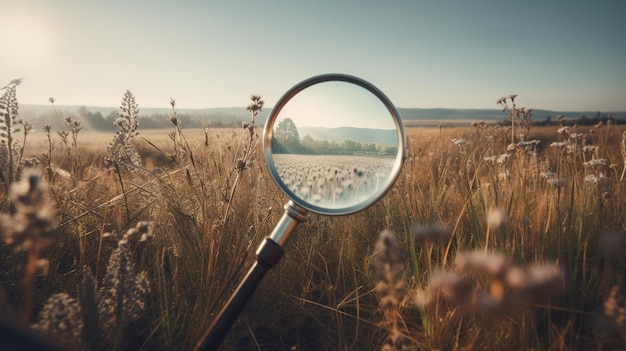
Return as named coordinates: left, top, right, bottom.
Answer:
left=263, top=73, right=407, bottom=216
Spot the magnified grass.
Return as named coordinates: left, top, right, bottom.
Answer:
left=273, top=154, right=394, bottom=208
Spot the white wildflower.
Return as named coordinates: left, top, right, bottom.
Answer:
left=487, top=207, right=507, bottom=231
left=585, top=174, right=609, bottom=184
left=498, top=171, right=510, bottom=181
left=548, top=178, right=565, bottom=187
left=583, top=145, right=599, bottom=153
left=550, top=142, right=568, bottom=148
left=582, top=159, right=607, bottom=167
left=496, top=153, right=510, bottom=164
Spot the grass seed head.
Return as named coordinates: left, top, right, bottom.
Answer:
left=373, top=230, right=406, bottom=310
left=0, top=170, right=58, bottom=252
left=487, top=207, right=507, bottom=232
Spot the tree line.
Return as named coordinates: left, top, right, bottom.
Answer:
left=271, top=118, right=396, bottom=156
left=19, top=106, right=249, bottom=131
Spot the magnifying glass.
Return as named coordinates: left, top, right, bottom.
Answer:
left=196, top=73, right=407, bottom=350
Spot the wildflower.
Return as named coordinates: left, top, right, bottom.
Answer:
left=508, top=263, right=565, bottom=301
left=507, top=143, right=516, bottom=151
left=550, top=141, right=568, bottom=148
left=484, top=155, right=497, bottom=163
left=570, top=133, right=583, bottom=139
left=373, top=230, right=405, bottom=309
left=583, top=145, right=599, bottom=153
left=0, top=170, right=58, bottom=252
left=621, top=131, right=626, bottom=182
left=496, top=153, right=510, bottom=164
left=372, top=230, right=410, bottom=350
left=498, top=171, right=510, bottom=181
left=422, top=250, right=565, bottom=317
left=245, top=94, right=264, bottom=119
left=456, top=250, right=508, bottom=279
left=167, top=113, right=180, bottom=126
left=583, top=159, right=608, bottom=167
left=599, top=283, right=626, bottom=342
left=548, top=178, right=565, bottom=187
left=98, top=230, right=151, bottom=338
left=557, top=126, right=569, bottom=134
left=30, top=293, right=83, bottom=342
left=106, top=90, right=142, bottom=173
left=601, top=230, right=625, bottom=262
left=411, top=223, right=451, bottom=243
left=23, top=157, right=40, bottom=167
left=487, top=207, right=507, bottom=232
left=585, top=174, right=609, bottom=184
left=452, top=138, right=466, bottom=145
left=417, top=271, right=471, bottom=308
left=125, top=220, right=155, bottom=242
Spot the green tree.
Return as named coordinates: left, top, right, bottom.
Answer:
left=273, top=118, right=301, bottom=153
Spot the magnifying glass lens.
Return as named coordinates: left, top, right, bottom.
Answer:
left=264, top=75, right=406, bottom=216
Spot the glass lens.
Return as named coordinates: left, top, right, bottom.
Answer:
left=266, top=79, right=402, bottom=213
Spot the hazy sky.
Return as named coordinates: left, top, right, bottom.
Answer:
left=277, top=80, right=397, bottom=129
left=2, top=0, right=625, bottom=111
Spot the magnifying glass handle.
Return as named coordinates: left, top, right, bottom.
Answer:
left=195, top=202, right=307, bottom=350
left=195, top=238, right=284, bottom=350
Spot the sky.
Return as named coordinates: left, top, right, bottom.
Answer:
left=1, top=0, right=625, bottom=112
left=277, top=80, right=397, bottom=129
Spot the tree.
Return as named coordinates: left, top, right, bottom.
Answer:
left=273, top=118, right=301, bottom=152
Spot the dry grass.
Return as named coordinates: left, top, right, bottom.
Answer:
left=1, top=82, right=626, bottom=350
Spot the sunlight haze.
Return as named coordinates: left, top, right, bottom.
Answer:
left=2, top=0, right=625, bottom=112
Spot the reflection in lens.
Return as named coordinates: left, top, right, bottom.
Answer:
left=263, top=74, right=406, bottom=215
left=268, top=80, right=400, bottom=210
left=273, top=154, right=395, bottom=209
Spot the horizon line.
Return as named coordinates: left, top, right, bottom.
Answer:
left=18, top=103, right=626, bottom=114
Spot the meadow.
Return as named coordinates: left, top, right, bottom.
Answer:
left=1, top=83, right=625, bottom=350
left=272, top=154, right=395, bottom=209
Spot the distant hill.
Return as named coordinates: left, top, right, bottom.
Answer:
left=397, top=108, right=626, bottom=126
left=298, top=126, right=397, bottom=145
left=19, top=104, right=625, bottom=130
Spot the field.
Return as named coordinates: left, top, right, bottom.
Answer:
left=1, top=89, right=626, bottom=350
left=272, top=154, right=396, bottom=209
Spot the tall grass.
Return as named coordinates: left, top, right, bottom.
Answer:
left=0, top=81, right=625, bottom=350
